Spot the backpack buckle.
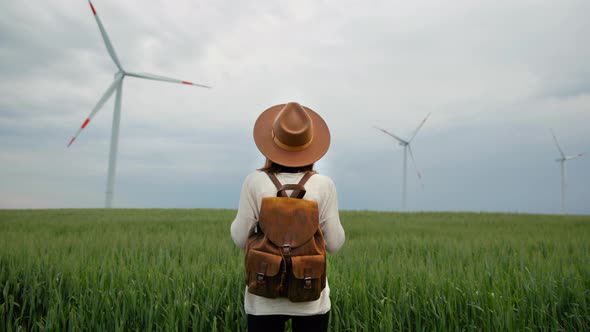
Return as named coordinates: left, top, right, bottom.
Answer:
left=282, top=244, right=291, bottom=255
left=304, top=277, right=312, bottom=289
left=257, top=272, right=266, bottom=284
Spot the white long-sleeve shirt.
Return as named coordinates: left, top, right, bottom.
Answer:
left=230, top=170, right=345, bottom=316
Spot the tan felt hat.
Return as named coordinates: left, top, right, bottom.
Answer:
left=253, top=102, right=331, bottom=167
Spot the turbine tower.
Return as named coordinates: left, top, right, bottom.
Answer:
left=375, top=113, right=430, bottom=211
left=68, top=0, right=210, bottom=208
left=551, top=131, right=585, bottom=214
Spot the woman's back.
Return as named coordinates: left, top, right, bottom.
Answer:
left=230, top=102, right=345, bottom=331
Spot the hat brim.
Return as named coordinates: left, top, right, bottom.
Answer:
left=253, top=104, right=331, bottom=167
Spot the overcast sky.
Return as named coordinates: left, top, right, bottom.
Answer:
left=1, top=0, right=589, bottom=214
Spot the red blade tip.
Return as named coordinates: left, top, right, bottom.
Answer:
left=81, top=118, right=90, bottom=129
left=182, top=81, right=192, bottom=85
left=68, top=137, right=76, bottom=147
left=89, top=2, right=97, bottom=15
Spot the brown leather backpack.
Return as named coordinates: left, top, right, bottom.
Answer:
left=245, top=171, right=327, bottom=302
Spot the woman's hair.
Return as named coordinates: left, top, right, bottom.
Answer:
left=258, top=159, right=314, bottom=173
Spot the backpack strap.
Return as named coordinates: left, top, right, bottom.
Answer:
left=298, top=171, right=317, bottom=186
left=289, top=171, right=317, bottom=199
left=265, top=171, right=285, bottom=195
left=265, top=171, right=317, bottom=199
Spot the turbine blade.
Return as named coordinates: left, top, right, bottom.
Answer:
left=373, top=126, right=407, bottom=144
left=407, top=145, right=424, bottom=190
left=566, top=152, right=585, bottom=161
left=408, top=113, right=431, bottom=143
left=67, top=77, right=122, bottom=147
left=126, top=72, right=211, bottom=88
left=88, top=0, right=124, bottom=71
left=551, top=130, right=566, bottom=159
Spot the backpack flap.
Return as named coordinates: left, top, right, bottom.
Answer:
left=291, top=255, right=325, bottom=279
left=246, top=250, right=283, bottom=298
left=288, top=255, right=326, bottom=302
left=259, top=197, right=319, bottom=249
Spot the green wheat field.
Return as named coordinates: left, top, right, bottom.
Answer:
left=1, top=209, right=589, bottom=331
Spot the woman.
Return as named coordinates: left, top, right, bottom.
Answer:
left=231, top=102, right=345, bottom=332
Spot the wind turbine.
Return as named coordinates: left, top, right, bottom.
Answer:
left=551, top=131, right=585, bottom=214
left=68, top=0, right=210, bottom=208
left=374, top=113, right=431, bottom=211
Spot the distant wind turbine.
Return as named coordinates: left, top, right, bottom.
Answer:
left=374, top=113, right=431, bottom=211
left=551, top=131, right=585, bottom=214
left=68, top=0, right=210, bottom=208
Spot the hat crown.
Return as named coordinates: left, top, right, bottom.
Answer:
left=272, top=102, right=314, bottom=150
left=253, top=102, right=330, bottom=167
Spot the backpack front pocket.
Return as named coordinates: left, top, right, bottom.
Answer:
left=288, top=255, right=326, bottom=302
left=246, top=249, right=284, bottom=298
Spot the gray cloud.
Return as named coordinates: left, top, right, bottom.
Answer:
left=1, top=0, right=588, bottom=213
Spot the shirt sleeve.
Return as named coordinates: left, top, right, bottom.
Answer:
left=230, top=174, right=258, bottom=249
left=319, top=178, right=345, bottom=253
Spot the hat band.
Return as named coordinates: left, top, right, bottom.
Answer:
left=272, top=131, right=313, bottom=152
